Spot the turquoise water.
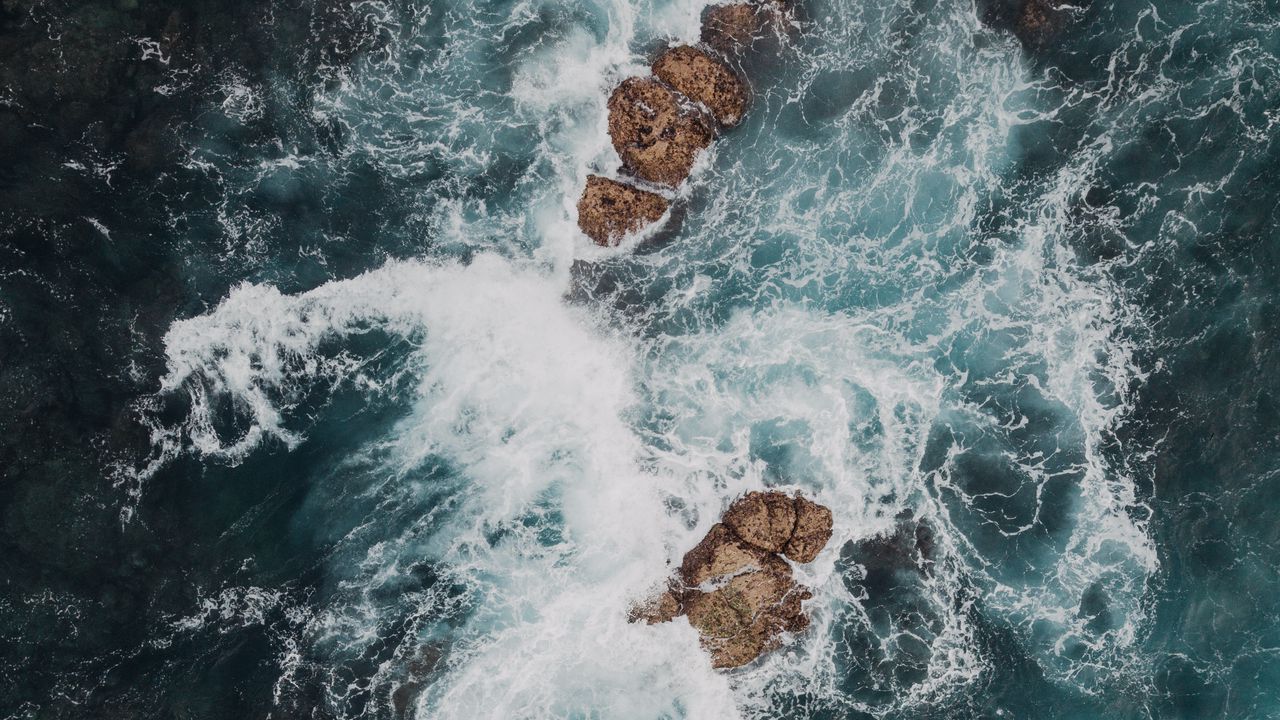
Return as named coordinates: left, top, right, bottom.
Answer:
left=2, top=0, right=1279, bottom=717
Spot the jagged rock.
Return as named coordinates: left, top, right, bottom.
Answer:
left=607, top=77, right=714, bottom=187
left=576, top=175, right=669, bottom=245
left=680, top=522, right=789, bottom=586
left=785, top=494, right=834, bottom=563
left=651, top=45, right=748, bottom=127
left=683, top=569, right=810, bottom=668
left=1015, top=0, right=1066, bottom=45
left=699, top=2, right=786, bottom=54
left=721, top=491, right=796, bottom=554
left=632, top=491, right=833, bottom=668
left=629, top=588, right=682, bottom=625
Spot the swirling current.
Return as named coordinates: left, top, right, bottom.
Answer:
left=2, top=0, right=1279, bottom=717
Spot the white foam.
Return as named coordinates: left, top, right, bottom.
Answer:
left=136, top=0, right=1170, bottom=713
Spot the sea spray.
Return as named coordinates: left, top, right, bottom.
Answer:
left=135, top=0, right=1158, bottom=715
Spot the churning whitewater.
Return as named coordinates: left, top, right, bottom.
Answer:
left=8, top=0, right=1280, bottom=716
left=132, top=0, right=1162, bottom=714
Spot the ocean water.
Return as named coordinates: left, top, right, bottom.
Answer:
left=2, top=0, right=1279, bottom=717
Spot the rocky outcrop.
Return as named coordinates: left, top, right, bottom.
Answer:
left=576, top=0, right=792, bottom=243
left=700, top=2, right=786, bottom=54
left=652, top=46, right=748, bottom=127
left=607, top=77, right=715, bottom=187
left=576, top=175, right=670, bottom=246
left=786, top=495, right=834, bottom=563
left=721, top=489, right=796, bottom=553
left=632, top=490, right=834, bottom=668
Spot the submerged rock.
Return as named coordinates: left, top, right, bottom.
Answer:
left=607, top=77, right=714, bottom=187
left=632, top=491, right=833, bottom=668
left=979, top=0, right=1083, bottom=48
left=651, top=45, right=748, bottom=127
left=836, top=512, right=942, bottom=690
left=700, top=2, right=787, bottom=54
left=576, top=175, right=669, bottom=245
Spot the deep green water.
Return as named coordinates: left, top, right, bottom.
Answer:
left=2, top=0, right=1279, bottom=717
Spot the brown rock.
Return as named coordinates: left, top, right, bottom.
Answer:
left=681, top=588, right=768, bottom=668
left=681, top=522, right=790, bottom=587
left=631, top=492, right=833, bottom=669
left=683, top=555, right=811, bottom=668
left=700, top=2, right=786, bottom=54
left=576, top=174, right=669, bottom=246
left=607, top=77, right=713, bottom=187
left=390, top=644, right=444, bottom=718
left=784, top=495, right=834, bottom=563
left=651, top=45, right=748, bottom=127
left=628, top=588, right=682, bottom=624
left=721, top=491, right=797, bottom=554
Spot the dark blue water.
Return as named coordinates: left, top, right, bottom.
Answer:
left=2, top=0, right=1279, bottom=717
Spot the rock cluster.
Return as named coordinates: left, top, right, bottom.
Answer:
left=631, top=490, right=833, bottom=669
left=575, top=0, right=788, bottom=246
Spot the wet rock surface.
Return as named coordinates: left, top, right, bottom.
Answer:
left=632, top=491, right=833, bottom=668
left=722, top=489, right=797, bottom=553
left=576, top=0, right=791, bottom=242
left=786, top=494, right=835, bottom=563
left=576, top=175, right=670, bottom=245
left=700, top=1, right=786, bottom=54
left=607, top=77, right=714, bottom=187
left=651, top=45, right=748, bottom=127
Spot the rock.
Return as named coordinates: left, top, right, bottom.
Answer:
left=784, top=495, right=834, bottom=563
left=680, top=587, right=768, bottom=667
left=854, top=511, right=936, bottom=578
left=607, top=77, right=713, bottom=187
left=679, top=524, right=809, bottom=668
left=651, top=45, right=748, bottom=127
left=699, top=2, right=786, bottom=54
left=721, top=491, right=796, bottom=554
left=1015, top=0, right=1066, bottom=45
left=576, top=175, right=669, bottom=245
left=683, top=569, right=811, bottom=668
left=680, top=522, right=789, bottom=587
left=837, top=513, right=941, bottom=688
left=628, top=588, right=682, bottom=625
left=632, top=491, right=834, bottom=669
